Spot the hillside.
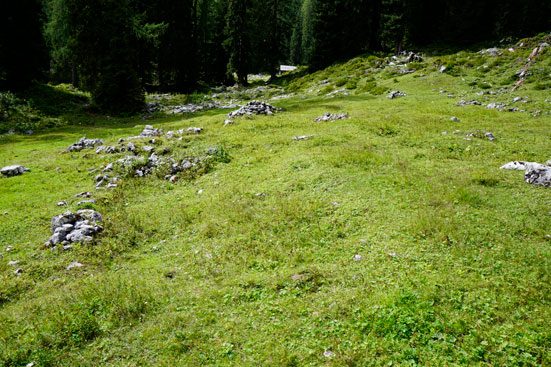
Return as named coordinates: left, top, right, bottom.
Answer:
left=1, top=36, right=551, bottom=366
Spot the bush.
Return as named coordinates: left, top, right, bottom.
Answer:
left=0, top=92, right=65, bottom=133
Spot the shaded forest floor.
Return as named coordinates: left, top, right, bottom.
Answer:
left=1, top=35, right=551, bottom=366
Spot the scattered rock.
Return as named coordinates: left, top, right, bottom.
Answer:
left=14, top=268, right=23, bottom=276
left=479, top=47, right=502, bottom=56
left=64, top=137, right=104, bottom=153
left=227, top=100, right=279, bottom=118
left=353, top=254, right=363, bottom=261
left=104, top=146, right=119, bottom=154
left=139, top=125, right=163, bottom=137
left=186, top=127, right=203, bottom=135
left=67, top=262, right=84, bottom=270
left=74, top=191, right=92, bottom=198
left=456, top=100, right=482, bottom=106
left=57, top=200, right=67, bottom=207
left=450, top=117, right=460, bottom=122
left=6, top=246, right=13, bottom=252
left=484, top=132, right=495, bottom=141
left=1, top=165, right=29, bottom=177
left=127, top=141, right=136, bottom=153
left=486, top=103, right=508, bottom=109
left=224, top=119, right=234, bottom=126
left=292, top=135, right=313, bottom=141
left=323, top=350, right=335, bottom=358
left=439, top=65, right=447, bottom=73
left=525, top=164, right=551, bottom=187
left=499, top=161, right=539, bottom=170
left=387, top=90, right=406, bottom=99
left=77, top=199, right=96, bottom=206
left=7, top=260, right=20, bottom=266
left=314, top=113, right=349, bottom=122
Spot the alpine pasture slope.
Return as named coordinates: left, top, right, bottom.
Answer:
left=1, top=36, right=551, bottom=366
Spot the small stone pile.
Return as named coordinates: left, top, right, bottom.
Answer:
left=227, top=101, right=279, bottom=118
left=46, top=210, right=103, bottom=248
left=1, top=165, right=29, bottom=177
left=500, top=161, right=551, bottom=187
left=314, top=113, right=350, bottom=122
left=64, top=137, right=104, bottom=152
left=387, top=91, right=406, bottom=99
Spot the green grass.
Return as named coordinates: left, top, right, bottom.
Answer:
left=1, top=37, right=551, bottom=366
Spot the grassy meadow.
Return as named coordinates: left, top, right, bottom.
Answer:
left=1, top=38, right=551, bottom=366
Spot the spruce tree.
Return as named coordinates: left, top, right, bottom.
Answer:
left=64, top=0, right=146, bottom=114
left=225, top=0, right=251, bottom=86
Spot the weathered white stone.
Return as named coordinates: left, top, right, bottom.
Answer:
left=1, top=165, right=29, bottom=177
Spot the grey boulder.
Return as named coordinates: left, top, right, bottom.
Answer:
left=1, top=165, right=29, bottom=177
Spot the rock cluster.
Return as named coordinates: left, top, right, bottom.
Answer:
left=466, top=131, right=495, bottom=141
left=500, top=161, right=551, bottom=187
left=479, top=47, right=502, bottom=56
left=139, top=125, right=163, bottom=138
left=1, top=165, right=29, bottom=177
left=64, top=137, right=104, bottom=152
left=46, top=210, right=103, bottom=248
left=456, top=100, right=483, bottom=106
left=387, top=91, right=406, bottom=99
left=314, top=113, right=349, bottom=122
left=227, top=101, right=279, bottom=118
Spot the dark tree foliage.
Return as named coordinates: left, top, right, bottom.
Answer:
left=64, top=0, right=146, bottom=114
left=225, top=0, right=251, bottom=85
left=196, top=0, right=232, bottom=85
left=311, top=0, right=380, bottom=69
left=150, top=0, right=197, bottom=92
left=0, top=0, right=47, bottom=90
left=6, top=0, right=551, bottom=115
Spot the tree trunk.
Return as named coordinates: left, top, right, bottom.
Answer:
left=71, top=62, right=79, bottom=88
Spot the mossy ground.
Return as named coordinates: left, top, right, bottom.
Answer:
left=1, top=38, right=551, bottom=366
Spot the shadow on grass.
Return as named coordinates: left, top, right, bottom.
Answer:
left=17, top=83, right=89, bottom=117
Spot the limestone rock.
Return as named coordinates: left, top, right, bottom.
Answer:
left=525, top=165, right=551, bottom=187
left=314, top=113, right=349, bottom=122
left=64, top=137, right=104, bottom=153
left=387, top=91, right=406, bottom=99
left=227, top=101, right=279, bottom=118
left=1, top=165, right=29, bottom=177
left=47, top=210, right=103, bottom=247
